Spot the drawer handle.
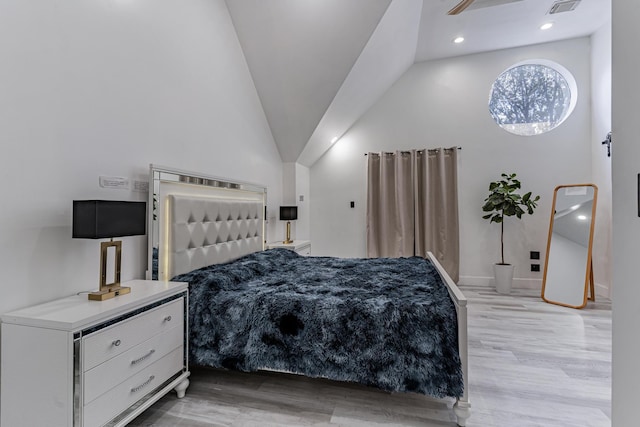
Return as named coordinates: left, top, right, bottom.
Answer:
left=164, top=315, right=172, bottom=322
left=131, top=375, right=155, bottom=393
left=131, top=349, right=156, bottom=365
left=112, top=339, right=121, bottom=347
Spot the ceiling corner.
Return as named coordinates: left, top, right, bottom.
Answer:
left=298, top=0, right=424, bottom=167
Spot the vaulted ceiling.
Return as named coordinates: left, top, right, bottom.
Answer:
left=226, top=0, right=611, bottom=166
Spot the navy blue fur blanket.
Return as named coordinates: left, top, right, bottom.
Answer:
left=173, top=249, right=463, bottom=398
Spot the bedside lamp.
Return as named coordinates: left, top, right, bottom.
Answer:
left=73, top=200, right=146, bottom=301
left=279, top=206, right=298, bottom=244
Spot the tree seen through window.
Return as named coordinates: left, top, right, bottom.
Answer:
left=489, top=63, right=572, bottom=136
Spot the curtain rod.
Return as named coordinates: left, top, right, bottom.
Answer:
left=364, top=147, right=462, bottom=156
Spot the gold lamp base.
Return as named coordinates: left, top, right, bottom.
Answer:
left=88, top=286, right=131, bottom=301
left=89, top=239, right=128, bottom=301
left=283, top=221, right=293, bottom=244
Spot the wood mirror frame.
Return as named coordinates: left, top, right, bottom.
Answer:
left=541, top=184, right=598, bottom=309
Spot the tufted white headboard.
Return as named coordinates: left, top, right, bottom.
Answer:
left=168, top=195, right=263, bottom=277
left=149, top=165, right=267, bottom=281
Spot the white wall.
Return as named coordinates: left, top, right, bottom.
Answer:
left=311, top=37, right=593, bottom=286
left=590, top=19, right=613, bottom=297
left=612, top=2, right=640, bottom=424
left=279, top=163, right=310, bottom=243
left=281, top=163, right=296, bottom=203
left=0, top=0, right=282, bottom=315
left=295, top=163, right=311, bottom=241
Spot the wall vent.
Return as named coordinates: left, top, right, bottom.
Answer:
left=548, top=0, right=581, bottom=14
left=467, top=0, right=524, bottom=11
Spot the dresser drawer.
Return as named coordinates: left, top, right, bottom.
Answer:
left=83, top=324, right=183, bottom=405
left=83, top=346, right=184, bottom=427
left=83, top=298, right=183, bottom=371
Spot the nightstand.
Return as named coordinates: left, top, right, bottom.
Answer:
left=1, top=280, right=190, bottom=427
left=267, top=240, right=311, bottom=256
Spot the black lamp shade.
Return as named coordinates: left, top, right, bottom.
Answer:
left=279, top=206, right=298, bottom=221
left=73, top=200, right=146, bottom=239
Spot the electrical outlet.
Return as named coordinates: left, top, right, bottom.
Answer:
left=133, top=180, right=149, bottom=192
left=531, top=264, right=540, bottom=272
left=530, top=251, right=540, bottom=260
left=350, top=201, right=355, bottom=208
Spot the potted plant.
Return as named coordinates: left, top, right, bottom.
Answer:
left=482, top=173, right=540, bottom=294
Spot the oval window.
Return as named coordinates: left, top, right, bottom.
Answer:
left=488, top=61, right=577, bottom=136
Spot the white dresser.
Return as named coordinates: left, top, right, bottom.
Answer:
left=1, top=280, right=190, bottom=427
left=267, top=240, right=311, bottom=256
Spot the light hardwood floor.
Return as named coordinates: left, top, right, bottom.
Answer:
left=129, top=286, right=611, bottom=427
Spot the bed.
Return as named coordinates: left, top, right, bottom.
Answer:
left=148, top=165, right=471, bottom=426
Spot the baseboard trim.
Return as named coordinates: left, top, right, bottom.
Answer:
left=459, top=275, right=542, bottom=290
left=461, top=276, right=611, bottom=299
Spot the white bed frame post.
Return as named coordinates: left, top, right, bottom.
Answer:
left=427, top=253, right=471, bottom=427
left=452, top=299, right=471, bottom=426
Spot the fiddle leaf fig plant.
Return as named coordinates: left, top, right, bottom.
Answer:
left=482, top=173, right=540, bottom=265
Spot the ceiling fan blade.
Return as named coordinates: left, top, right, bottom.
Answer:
left=447, top=0, right=476, bottom=15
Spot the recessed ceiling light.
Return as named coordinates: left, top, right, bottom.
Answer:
left=331, top=137, right=339, bottom=144
left=577, top=215, right=588, bottom=221
left=540, top=22, right=553, bottom=30
left=453, top=36, right=465, bottom=44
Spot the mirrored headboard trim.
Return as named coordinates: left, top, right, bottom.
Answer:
left=148, top=165, right=267, bottom=281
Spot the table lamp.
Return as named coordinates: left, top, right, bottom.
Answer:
left=279, top=206, right=298, bottom=244
left=73, top=200, right=146, bottom=301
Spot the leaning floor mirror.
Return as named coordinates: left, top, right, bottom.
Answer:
left=541, top=184, right=598, bottom=309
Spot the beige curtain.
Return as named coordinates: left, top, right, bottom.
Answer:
left=366, top=148, right=459, bottom=282
left=366, top=151, right=414, bottom=258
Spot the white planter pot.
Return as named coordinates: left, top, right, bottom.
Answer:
left=494, top=264, right=515, bottom=294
